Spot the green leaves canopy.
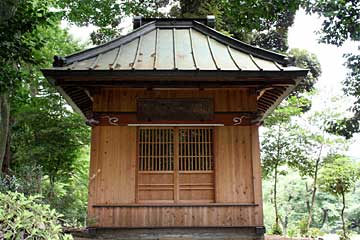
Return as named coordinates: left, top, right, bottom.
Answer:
left=319, top=155, right=359, bottom=196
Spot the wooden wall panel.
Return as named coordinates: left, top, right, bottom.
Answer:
left=138, top=172, right=175, bottom=202
left=93, top=206, right=258, bottom=227
left=93, top=88, right=257, bottom=112
left=179, top=172, right=215, bottom=202
left=88, top=126, right=137, bottom=209
left=215, top=126, right=254, bottom=203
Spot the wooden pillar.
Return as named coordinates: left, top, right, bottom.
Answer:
left=88, top=126, right=100, bottom=226
left=251, top=125, right=264, bottom=225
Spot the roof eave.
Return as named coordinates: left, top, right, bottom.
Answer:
left=44, top=74, right=87, bottom=119
left=260, top=75, right=305, bottom=121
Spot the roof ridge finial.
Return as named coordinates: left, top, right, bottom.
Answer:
left=133, top=16, right=144, bottom=30
left=206, top=15, right=216, bottom=29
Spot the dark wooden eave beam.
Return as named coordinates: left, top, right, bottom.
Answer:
left=43, top=69, right=307, bottom=80
left=54, top=81, right=295, bottom=89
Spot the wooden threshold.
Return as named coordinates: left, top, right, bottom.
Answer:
left=93, top=203, right=258, bottom=208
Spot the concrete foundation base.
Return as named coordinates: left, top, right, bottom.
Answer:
left=70, top=227, right=265, bottom=240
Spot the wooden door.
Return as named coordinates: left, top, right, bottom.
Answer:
left=137, top=127, right=215, bottom=203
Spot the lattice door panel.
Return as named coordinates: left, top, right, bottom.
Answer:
left=178, top=128, right=214, bottom=171
left=138, top=128, right=175, bottom=202
left=178, top=128, right=215, bottom=202
left=138, top=128, right=174, bottom=171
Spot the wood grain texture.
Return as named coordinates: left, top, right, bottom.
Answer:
left=251, top=125, right=264, bottom=225
left=88, top=126, right=101, bottom=225
left=88, top=126, right=137, bottom=208
left=215, top=126, right=254, bottom=203
left=93, top=206, right=258, bottom=227
left=93, top=88, right=257, bottom=112
left=88, top=125, right=264, bottom=228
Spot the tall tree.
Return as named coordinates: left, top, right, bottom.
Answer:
left=6, top=23, right=89, bottom=192
left=0, top=0, right=58, bottom=172
left=261, top=97, right=310, bottom=233
left=291, top=110, right=347, bottom=234
left=318, top=155, right=359, bottom=240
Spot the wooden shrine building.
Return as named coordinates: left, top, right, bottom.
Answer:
left=42, top=17, right=308, bottom=238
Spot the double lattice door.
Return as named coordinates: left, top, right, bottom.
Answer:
left=137, top=127, right=215, bottom=203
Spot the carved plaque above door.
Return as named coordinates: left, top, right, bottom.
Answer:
left=137, top=98, right=214, bottom=121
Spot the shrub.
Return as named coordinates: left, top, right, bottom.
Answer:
left=298, top=217, right=308, bottom=236
left=270, top=222, right=283, bottom=235
left=287, top=227, right=298, bottom=237
left=0, top=191, right=73, bottom=240
left=309, top=228, right=324, bottom=238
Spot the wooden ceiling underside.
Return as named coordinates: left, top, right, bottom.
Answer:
left=58, top=84, right=292, bottom=121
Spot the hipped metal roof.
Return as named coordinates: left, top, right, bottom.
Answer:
left=42, top=18, right=308, bottom=119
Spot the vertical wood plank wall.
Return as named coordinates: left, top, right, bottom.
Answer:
left=92, top=88, right=257, bottom=112
left=88, top=127, right=137, bottom=222
left=215, top=126, right=254, bottom=203
left=88, top=88, right=263, bottom=227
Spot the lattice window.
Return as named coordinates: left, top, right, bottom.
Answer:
left=138, top=128, right=174, bottom=171
left=179, top=128, right=214, bottom=171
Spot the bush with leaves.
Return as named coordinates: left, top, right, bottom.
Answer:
left=270, top=222, right=283, bottom=235
left=0, top=191, right=73, bottom=239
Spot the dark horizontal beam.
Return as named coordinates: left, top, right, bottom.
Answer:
left=42, top=69, right=307, bottom=81
left=56, top=81, right=294, bottom=89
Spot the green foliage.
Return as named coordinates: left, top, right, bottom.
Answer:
left=11, top=94, right=89, bottom=185
left=304, top=0, right=360, bottom=138
left=287, top=227, right=297, bottom=237
left=59, top=0, right=303, bottom=52
left=319, top=155, right=359, bottom=197
left=303, top=0, right=360, bottom=46
left=289, top=48, right=322, bottom=97
left=0, top=0, right=58, bottom=92
left=309, top=227, right=325, bottom=238
left=318, top=155, right=359, bottom=239
left=0, top=151, right=90, bottom=227
left=170, top=0, right=304, bottom=52
left=0, top=0, right=90, bottom=228
left=328, top=51, right=360, bottom=139
left=220, top=0, right=301, bottom=52
left=59, top=0, right=169, bottom=44
left=270, top=222, right=283, bottom=235
left=299, top=217, right=309, bottom=236
left=262, top=97, right=311, bottom=178
left=0, top=165, right=43, bottom=195
left=41, top=148, right=90, bottom=226
left=0, top=191, right=72, bottom=239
